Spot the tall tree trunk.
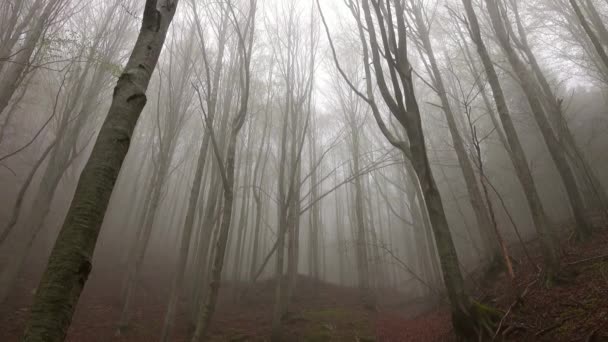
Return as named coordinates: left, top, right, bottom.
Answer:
left=159, top=134, right=211, bottom=342
left=485, top=0, right=592, bottom=241
left=334, top=175, right=346, bottom=286
left=411, top=5, right=499, bottom=260
left=462, top=0, right=560, bottom=279
left=22, top=1, right=177, bottom=340
left=351, top=128, right=374, bottom=307
left=510, top=0, right=608, bottom=213
left=570, top=0, right=608, bottom=72
left=191, top=3, right=256, bottom=337
left=191, top=135, right=238, bottom=341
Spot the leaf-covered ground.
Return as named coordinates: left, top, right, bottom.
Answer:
left=478, top=223, right=608, bottom=341
left=2, top=220, right=607, bottom=341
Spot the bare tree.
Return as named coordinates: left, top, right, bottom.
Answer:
left=22, top=0, right=179, bottom=340
left=484, top=0, right=592, bottom=243
left=461, top=0, right=561, bottom=281
left=407, top=1, right=500, bottom=261
left=319, top=0, right=501, bottom=338
left=191, top=1, right=257, bottom=339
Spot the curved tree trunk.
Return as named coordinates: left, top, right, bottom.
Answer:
left=22, top=1, right=178, bottom=340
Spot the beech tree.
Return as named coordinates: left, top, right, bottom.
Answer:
left=22, top=0, right=179, bottom=340
left=319, top=0, right=501, bottom=338
left=1, top=0, right=607, bottom=341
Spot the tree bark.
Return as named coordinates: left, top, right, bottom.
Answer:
left=22, top=1, right=178, bottom=340
left=462, top=0, right=560, bottom=278
left=485, top=0, right=592, bottom=242
left=411, top=4, right=499, bottom=260
left=570, top=0, right=608, bottom=72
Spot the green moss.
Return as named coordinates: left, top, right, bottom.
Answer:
left=556, top=319, right=578, bottom=336
left=302, top=328, right=332, bottom=342
left=452, top=301, right=502, bottom=340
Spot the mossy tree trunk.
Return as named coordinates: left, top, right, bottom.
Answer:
left=22, top=1, right=178, bottom=341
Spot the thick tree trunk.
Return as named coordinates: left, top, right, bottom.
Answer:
left=22, top=1, right=177, bottom=340
left=119, top=46, right=191, bottom=329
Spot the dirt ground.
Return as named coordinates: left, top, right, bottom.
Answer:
left=2, top=224, right=607, bottom=341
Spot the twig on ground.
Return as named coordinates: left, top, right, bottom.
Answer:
left=491, top=273, right=539, bottom=341
left=535, top=313, right=579, bottom=338
left=535, top=321, right=564, bottom=337
left=566, top=254, right=608, bottom=266
left=585, top=327, right=599, bottom=342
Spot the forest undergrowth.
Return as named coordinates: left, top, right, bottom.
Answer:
left=1, top=217, right=607, bottom=341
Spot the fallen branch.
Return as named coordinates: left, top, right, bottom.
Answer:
left=492, top=273, right=539, bottom=341
left=566, top=253, right=608, bottom=266
left=585, top=327, right=600, bottom=342
left=535, top=313, right=579, bottom=338
left=534, top=321, right=563, bottom=338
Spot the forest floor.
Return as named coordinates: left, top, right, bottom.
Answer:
left=1, top=223, right=607, bottom=341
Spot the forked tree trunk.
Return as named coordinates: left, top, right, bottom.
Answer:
left=191, top=3, right=256, bottom=338
left=354, top=0, right=500, bottom=337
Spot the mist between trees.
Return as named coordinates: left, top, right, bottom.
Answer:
left=0, top=0, right=607, bottom=341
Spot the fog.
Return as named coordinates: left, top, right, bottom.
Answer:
left=1, top=0, right=608, bottom=341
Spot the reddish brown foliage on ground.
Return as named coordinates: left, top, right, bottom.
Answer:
left=2, top=221, right=607, bottom=341
left=481, top=225, right=608, bottom=341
